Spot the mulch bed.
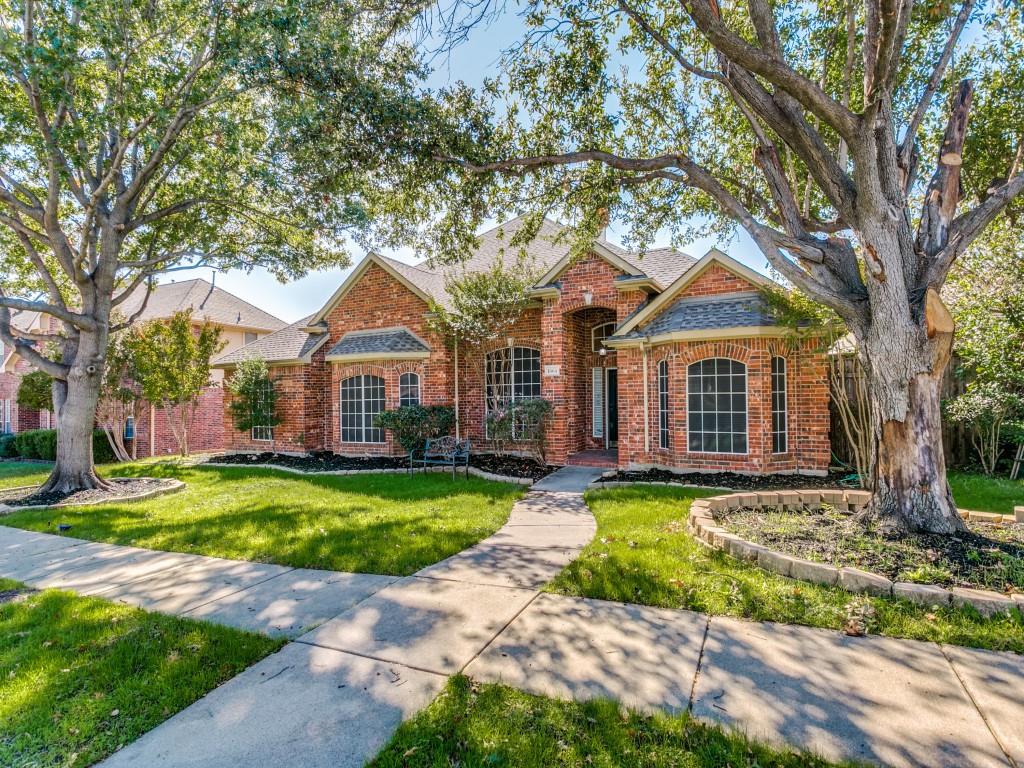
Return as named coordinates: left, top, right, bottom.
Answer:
left=0, top=477, right=176, bottom=509
left=207, top=451, right=556, bottom=480
left=719, top=505, right=1024, bottom=592
left=597, top=467, right=852, bottom=490
left=0, top=586, right=34, bottom=605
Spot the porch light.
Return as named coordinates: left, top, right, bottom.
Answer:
left=583, top=290, right=593, bottom=306
left=598, top=348, right=607, bottom=357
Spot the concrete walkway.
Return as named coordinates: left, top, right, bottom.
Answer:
left=2, top=467, right=1023, bottom=767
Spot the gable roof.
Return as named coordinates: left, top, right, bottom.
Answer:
left=612, top=248, right=775, bottom=339
left=612, top=291, right=778, bottom=341
left=325, top=327, right=430, bottom=362
left=118, top=279, right=286, bottom=332
left=212, top=314, right=329, bottom=368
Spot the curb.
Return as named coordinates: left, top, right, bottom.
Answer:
left=687, top=489, right=1023, bottom=618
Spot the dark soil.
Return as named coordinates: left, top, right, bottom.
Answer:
left=468, top=454, right=556, bottom=480
left=720, top=505, right=1024, bottom=592
left=0, top=477, right=176, bottom=509
left=0, top=587, right=34, bottom=605
left=208, top=451, right=556, bottom=480
left=597, top=467, right=852, bottom=490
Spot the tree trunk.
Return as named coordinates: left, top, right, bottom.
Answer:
left=859, top=289, right=965, bottom=534
left=41, top=355, right=111, bottom=494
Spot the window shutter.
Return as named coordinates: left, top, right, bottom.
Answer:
left=592, top=368, right=604, bottom=438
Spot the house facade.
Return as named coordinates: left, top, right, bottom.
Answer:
left=214, top=217, right=830, bottom=475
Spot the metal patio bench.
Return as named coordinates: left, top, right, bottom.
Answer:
left=421, top=436, right=471, bottom=479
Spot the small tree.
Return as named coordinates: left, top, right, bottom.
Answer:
left=96, top=332, right=140, bottom=462
left=227, top=357, right=281, bottom=449
left=128, top=312, right=223, bottom=456
left=485, top=398, right=552, bottom=462
left=946, top=383, right=1023, bottom=476
left=16, top=369, right=52, bottom=413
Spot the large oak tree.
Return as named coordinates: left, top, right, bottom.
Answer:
left=0, top=0, right=444, bottom=492
left=409, top=0, right=1024, bottom=534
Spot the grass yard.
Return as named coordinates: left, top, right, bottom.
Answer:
left=549, top=486, right=1024, bottom=654
left=0, top=578, right=280, bottom=768
left=1, top=462, right=523, bottom=575
left=948, top=471, right=1024, bottom=515
left=0, top=461, right=52, bottom=490
left=371, top=676, right=844, bottom=768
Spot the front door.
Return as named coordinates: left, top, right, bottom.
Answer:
left=605, top=367, right=618, bottom=447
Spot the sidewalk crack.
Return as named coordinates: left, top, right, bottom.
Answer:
left=687, top=615, right=711, bottom=714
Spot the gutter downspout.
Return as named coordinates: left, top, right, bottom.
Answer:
left=642, top=339, right=650, bottom=454
left=454, top=340, right=460, bottom=440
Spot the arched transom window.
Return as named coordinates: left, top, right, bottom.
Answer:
left=687, top=358, right=747, bottom=454
left=340, top=374, right=385, bottom=443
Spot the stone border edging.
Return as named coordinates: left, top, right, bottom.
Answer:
left=0, top=478, right=185, bottom=514
left=687, top=489, right=1024, bottom=618
left=198, top=458, right=536, bottom=486
left=587, top=479, right=735, bottom=492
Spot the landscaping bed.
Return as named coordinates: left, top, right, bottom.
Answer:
left=597, top=467, right=852, bottom=490
left=719, top=504, right=1024, bottom=593
left=207, top=450, right=556, bottom=480
left=0, top=476, right=180, bottom=510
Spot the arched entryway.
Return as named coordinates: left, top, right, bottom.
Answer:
left=563, top=306, right=618, bottom=464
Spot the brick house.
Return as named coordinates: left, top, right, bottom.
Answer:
left=2, top=279, right=286, bottom=458
left=214, top=217, right=830, bottom=475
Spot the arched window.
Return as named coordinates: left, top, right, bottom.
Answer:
left=399, top=372, right=421, bottom=406
left=687, top=358, right=747, bottom=454
left=485, top=346, right=541, bottom=437
left=771, top=356, right=788, bottom=453
left=340, top=374, right=385, bottom=443
left=592, top=321, right=616, bottom=351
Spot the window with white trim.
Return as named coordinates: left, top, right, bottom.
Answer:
left=485, top=346, right=541, bottom=438
left=399, top=372, right=421, bottom=406
left=340, top=374, right=385, bottom=443
left=251, top=379, right=275, bottom=442
left=124, top=415, right=135, bottom=440
left=591, top=322, right=616, bottom=352
left=771, top=356, right=788, bottom=453
left=658, top=359, right=670, bottom=449
left=1, top=399, right=10, bottom=434
left=687, top=358, right=747, bottom=454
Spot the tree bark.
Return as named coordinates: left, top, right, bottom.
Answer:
left=40, top=335, right=112, bottom=493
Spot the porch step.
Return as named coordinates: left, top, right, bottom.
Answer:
left=565, top=449, right=618, bottom=468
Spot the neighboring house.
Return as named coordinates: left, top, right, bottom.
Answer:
left=117, top=278, right=287, bottom=456
left=1, top=279, right=286, bottom=458
left=213, top=217, right=830, bottom=475
left=1, top=311, right=57, bottom=435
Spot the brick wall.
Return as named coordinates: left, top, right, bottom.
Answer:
left=678, top=263, right=755, bottom=298
left=0, top=357, right=48, bottom=434
left=132, top=386, right=225, bottom=457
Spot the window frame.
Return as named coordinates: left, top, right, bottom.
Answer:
left=591, top=321, right=616, bottom=352
left=484, top=346, right=542, bottom=439
left=771, top=355, right=788, bottom=454
left=339, top=374, right=386, bottom=444
left=685, top=358, right=749, bottom=455
left=399, top=372, right=421, bottom=407
left=658, top=358, right=670, bottom=450
left=250, top=378, right=275, bottom=442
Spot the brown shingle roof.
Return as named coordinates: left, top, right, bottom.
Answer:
left=118, top=279, right=286, bottom=332
left=212, top=315, right=328, bottom=367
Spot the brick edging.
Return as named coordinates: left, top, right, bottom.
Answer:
left=687, top=489, right=1024, bottom=618
left=0, top=478, right=185, bottom=514
left=196, top=458, right=535, bottom=486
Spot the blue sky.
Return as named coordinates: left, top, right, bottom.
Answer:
left=185, top=11, right=768, bottom=324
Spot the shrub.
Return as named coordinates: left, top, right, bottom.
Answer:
left=945, top=383, right=1024, bottom=475
left=13, top=429, right=57, bottom=460
left=93, top=429, right=118, bottom=464
left=485, top=398, right=552, bottom=461
left=377, top=405, right=456, bottom=465
left=0, top=434, right=16, bottom=458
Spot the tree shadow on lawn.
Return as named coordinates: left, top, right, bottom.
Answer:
left=6, top=463, right=523, bottom=575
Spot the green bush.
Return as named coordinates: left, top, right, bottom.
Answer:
left=0, top=434, right=16, bottom=458
left=93, top=429, right=117, bottom=464
left=377, top=405, right=456, bottom=463
left=485, top=398, right=553, bottom=461
left=13, top=429, right=56, bottom=460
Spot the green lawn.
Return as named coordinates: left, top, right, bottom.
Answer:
left=371, top=676, right=846, bottom=768
left=0, top=461, right=52, bottom=490
left=0, top=578, right=280, bottom=768
left=549, top=486, right=1024, bottom=654
left=1, top=462, right=522, bottom=575
left=949, top=471, right=1024, bottom=514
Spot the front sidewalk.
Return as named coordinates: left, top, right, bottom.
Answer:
left=1, top=465, right=1021, bottom=767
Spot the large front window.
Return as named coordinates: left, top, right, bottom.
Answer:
left=771, top=356, right=788, bottom=453
left=485, top=346, right=541, bottom=438
left=340, top=374, right=385, bottom=443
left=251, top=379, right=275, bottom=442
left=687, top=358, right=747, bottom=454
left=658, top=359, right=670, bottom=449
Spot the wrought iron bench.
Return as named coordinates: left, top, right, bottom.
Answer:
left=421, top=436, right=471, bottom=479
